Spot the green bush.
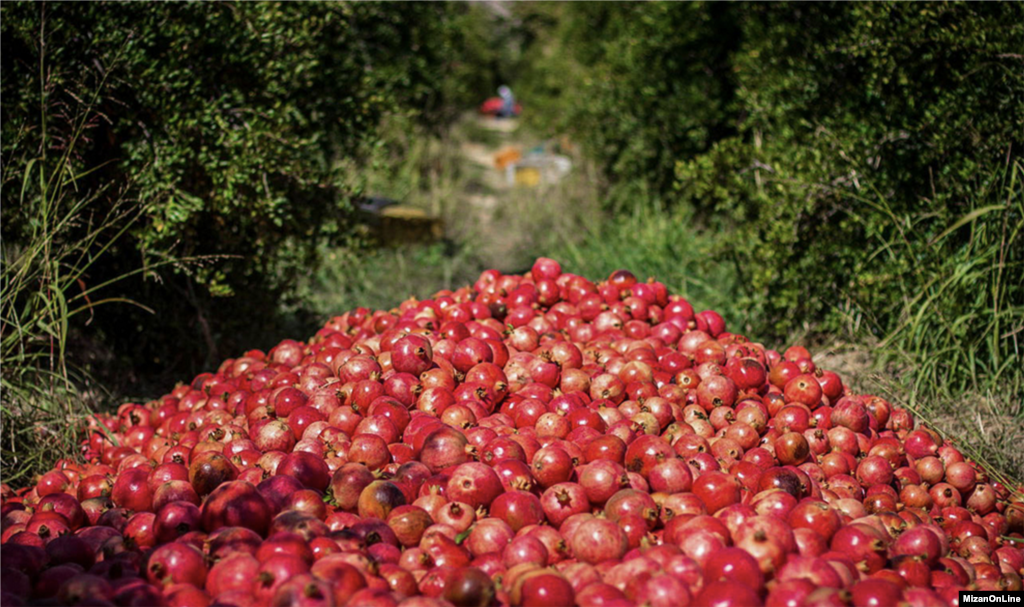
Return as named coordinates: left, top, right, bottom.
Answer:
left=2, top=2, right=477, bottom=383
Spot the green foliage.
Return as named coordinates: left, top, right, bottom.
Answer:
left=513, top=2, right=740, bottom=202
left=1, top=1, right=477, bottom=381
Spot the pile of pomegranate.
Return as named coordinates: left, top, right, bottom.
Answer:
left=2, top=258, right=1022, bottom=607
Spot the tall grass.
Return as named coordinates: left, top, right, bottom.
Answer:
left=829, top=157, right=1024, bottom=483
left=0, top=31, right=156, bottom=486
left=874, top=159, right=1024, bottom=399
left=0, top=171, right=143, bottom=484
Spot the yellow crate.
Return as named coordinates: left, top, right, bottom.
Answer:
left=514, top=166, right=542, bottom=187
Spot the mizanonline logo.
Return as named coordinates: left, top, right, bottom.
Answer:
left=960, top=593, right=1023, bottom=603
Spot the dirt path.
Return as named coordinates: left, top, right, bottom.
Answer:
left=446, top=116, right=542, bottom=269
left=457, top=116, right=520, bottom=220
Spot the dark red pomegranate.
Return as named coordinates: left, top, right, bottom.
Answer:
left=201, top=481, right=272, bottom=536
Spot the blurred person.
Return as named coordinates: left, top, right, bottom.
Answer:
left=497, top=85, right=515, bottom=118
